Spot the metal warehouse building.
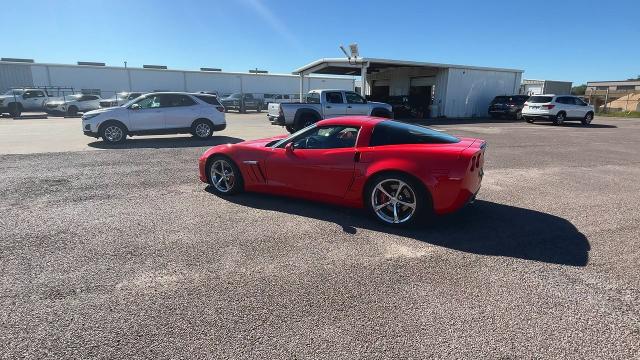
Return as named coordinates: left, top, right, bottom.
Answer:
left=0, top=59, right=355, bottom=99
left=520, top=79, right=572, bottom=96
left=295, top=58, right=523, bottom=118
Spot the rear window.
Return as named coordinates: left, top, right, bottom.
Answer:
left=195, top=95, right=221, bottom=105
left=306, top=92, right=320, bottom=104
left=370, top=120, right=460, bottom=146
left=491, top=96, right=509, bottom=104
left=528, top=96, right=553, bottom=103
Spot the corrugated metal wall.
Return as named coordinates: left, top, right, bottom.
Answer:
left=0, top=62, right=354, bottom=98
left=0, top=63, right=34, bottom=92
left=444, top=68, right=521, bottom=117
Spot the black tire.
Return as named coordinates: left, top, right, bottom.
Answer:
left=67, top=106, right=78, bottom=117
left=525, top=116, right=534, bottom=123
left=192, top=119, right=213, bottom=139
left=294, top=113, right=318, bottom=131
left=256, top=105, right=262, bottom=113
left=285, top=125, right=296, bottom=133
left=206, top=155, right=244, bottom=196
left=8, top=103, right=22, bottom=117
left=99, top=121, right=127, bottom=144
left=553, top=112, right=566, bottom=125
left=364, top=172, right=430, bottom=227
left=514, top=110, right=523, bottom=120
left=582, top=112, right=594, bottom=125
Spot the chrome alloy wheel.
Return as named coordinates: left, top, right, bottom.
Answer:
left=210, top=159, right=235, bottom=193
left=371, top=178, right=417, bottom=224
left=195, top=122, right=211, bottom=138
left=104, top=125, right=124, bottom=142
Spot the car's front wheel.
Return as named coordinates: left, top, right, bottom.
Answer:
left=207, top=156, right=244, bottom=195
left=192, top=119, right=213, bottom=139
left=365, top=173, right=428, bottom=227
left=67, top=106, right=78, bottom=117
left=582, top=112, right=594, bottom=125
left=100, top=122, right=127, bottom=144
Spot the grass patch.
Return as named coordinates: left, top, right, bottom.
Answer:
left=596, top=111, right=640, bottom=118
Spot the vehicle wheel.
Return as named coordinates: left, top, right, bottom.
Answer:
left=67, top=106, right=78, bottom=117
left=256, top=106, right=262, bottom=113
left=525, top=116, right=534, bottom=123
left=192, top=119, right=213, bottom=139
left=582, top=112, right=594, bottom=125
left=100, top=122, right=127, bottom=144
left=206, top=155, right=244, bottom=195
left=285, top=125, right=296, bottom=133
left=553, top=112, right=566, bottom=125
left=365, top=173, right=428, bottom=227
left=239, top=105, right=246, bottom=114
left=514, top=110, right=523, bottom=120
left=224, top=108, right=229, bottom=113
left=8, top=103, right=22, bottom=117
left=294, top=114, right=318, bottom=131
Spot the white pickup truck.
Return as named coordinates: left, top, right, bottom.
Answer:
left=0, top=88, right=49, bottom=117
left=267, top=89, right=393, bottom=133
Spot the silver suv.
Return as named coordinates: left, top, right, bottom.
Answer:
left=522, top=95, right=595, bottom=125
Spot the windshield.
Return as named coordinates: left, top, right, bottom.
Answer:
left=229, top=93, right=241, bottom=99
left=528, top=96, right=554, bottom=103
left=491, top=96, right=509, bottom=104
left=4, top=89, right=24, bottom=96
left=306, top=92, right=321, bottom=104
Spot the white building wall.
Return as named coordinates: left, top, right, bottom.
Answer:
left=10, top=62, right=354, bottom=98
left=444, top=68, right=521, bottom=117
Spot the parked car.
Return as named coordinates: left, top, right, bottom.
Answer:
left=219, top=93, right=263, bottom=113
left=82, top=92, right=226, bottom=144
left=45, top=94, right=102, bottom=116
left=99, top=92, right=144, bottom=108
left=268, top=89, right=393, bottom=133
left=522, top=95, right=595, bottom=125
left=488, top=95, right=529, bottom=120
left=199, top=116, right=485, bottom=227
left=0, top=88, right=49, bottom=117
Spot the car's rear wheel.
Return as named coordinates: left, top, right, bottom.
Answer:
left=553, top=112, right=566, bottom=125
left=192, top=119, right=213, bottom=139
left=207, top=156, right=243, bottom=195
left=514, top=110, right=523, bottom=120
left=365, top=173, right=428, bottom=227
left=285, top=125, right=296, bottom=133
left=100, top=122, right=126, bottom=144
left=294, top=114, right=318, bottom=132
left=582, top=112, right=594, bottom=125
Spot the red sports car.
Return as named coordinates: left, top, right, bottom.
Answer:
left=198, top=117, right=486, bottom=226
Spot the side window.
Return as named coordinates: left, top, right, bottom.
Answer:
left=23, top=91, right=35, bottom=98
left=306, top=93, right=320, bottom=103
left=32, top=91, right=45, bottom=98
left=345, top=92, right=366, bottom=104
left=195, top=95, right=221, bottom=105
left=290, top=125, right=359, bottom=149
left=325, top=92, right=344, bottom=104
left=370, top=121, right=460, bottom=146
left=244, top=94, right=254, bottom=100
left=161, top=94, right=196, bottom=107
left=135, top=95, right=161, bottom=109
left=573, top=97, right=586, bottom=106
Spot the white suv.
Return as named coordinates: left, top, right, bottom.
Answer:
left=45, top=94, right=102, bottom=116
left=522, top=95, right=595, bottom=125
left=82, top=92, right=226, bottom=144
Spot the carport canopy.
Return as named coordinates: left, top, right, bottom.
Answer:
left=293, top=57, right=523, bottom=98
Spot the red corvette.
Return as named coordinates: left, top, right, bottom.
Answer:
left=198, top=117, right=486, bottom=226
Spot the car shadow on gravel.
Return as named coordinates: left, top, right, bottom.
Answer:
left=210, top=189, right=590, bottom=267
left=88, top=136, right=244, bottom=149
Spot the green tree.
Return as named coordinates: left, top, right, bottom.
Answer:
left=571, top=84, right=587, bottom=95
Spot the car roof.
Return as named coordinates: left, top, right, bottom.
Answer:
left=317, top=116, right=386, bottom=127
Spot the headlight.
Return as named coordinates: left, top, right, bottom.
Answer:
left=82, top=113, right=100, bottom=120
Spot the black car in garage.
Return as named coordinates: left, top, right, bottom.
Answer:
left=488, top=95, right=529, bottom=120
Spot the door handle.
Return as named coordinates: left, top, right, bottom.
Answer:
left=326, top=106, right=332, bottom=108
left=347, top=106, right=352, bottom=108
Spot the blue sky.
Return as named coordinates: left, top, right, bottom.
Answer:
left=4, top=0, right=639, bottom=85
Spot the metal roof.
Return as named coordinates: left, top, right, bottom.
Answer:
left=293, top=57, right=524, bottom=75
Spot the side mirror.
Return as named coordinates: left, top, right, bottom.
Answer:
left=130, top=103, right=141, bottom=110
left=285, top=142, right=295, bottom=153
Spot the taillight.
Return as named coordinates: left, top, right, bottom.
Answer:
left=216, top=106, right=224, bottom=112
left=542, top=104, right=555, bottom=109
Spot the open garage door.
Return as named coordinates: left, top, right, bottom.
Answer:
left=371, top=79, right=390, bottom=99
left=410, top=77, right=434, bottom=118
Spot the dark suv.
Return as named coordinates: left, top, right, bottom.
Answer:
left=220, top=93, right=263, bottom=113
left=488, top=95, right=529, bottom=120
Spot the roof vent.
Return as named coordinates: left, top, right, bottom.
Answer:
left=143, top=64, right=167, bottom=70
left=77, top=61, right=105, bottom=66
left=249, top=69, right=268, bottom=74
left=200, top=67, right=222, bottom=72
left=1, top=57, right=34, bottom=63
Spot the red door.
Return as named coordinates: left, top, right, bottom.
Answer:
left=266, top=147, right=357, bottom=200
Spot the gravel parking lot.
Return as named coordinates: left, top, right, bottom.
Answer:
left=1, top=114, right=639, bottom=359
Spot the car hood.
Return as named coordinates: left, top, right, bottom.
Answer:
left=83, top=107, right=122, bottom=117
